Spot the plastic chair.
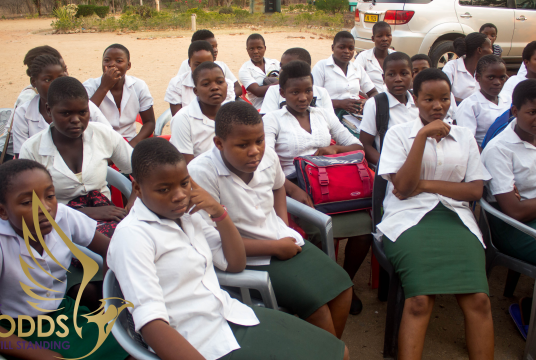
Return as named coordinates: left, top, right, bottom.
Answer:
left=154, top=109, right=172, bottom=136
left=479, top=198, right=536, bottom=360
left=0, top=108, right=13, bottom=156
left=107, top=167, right=133, bottom=197
left=240, top=85, right=253, bottom=105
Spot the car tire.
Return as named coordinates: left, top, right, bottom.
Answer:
left=429, top=40, right=459, bottom=69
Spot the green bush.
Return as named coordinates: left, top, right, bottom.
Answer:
left=315, top=0, right=349, bottom=13
left=52, top=5, right=80, bottom=32
left=218, top=7, right=233, bottom=14
left=76, top=4, right=96, bottom=17
left=233, top=8, right=250, bottom=18
left=94, top=6, right=109, bottom=18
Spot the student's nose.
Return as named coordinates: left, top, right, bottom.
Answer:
left=171, top=188, right=187, bottom=203
left=298, top=92, right=307, bottom=102
left=248, top=145, right=260, bottom=157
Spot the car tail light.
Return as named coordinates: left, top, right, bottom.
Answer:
left=355, top=8, right=360, bottom=22
left=384, top=10, right=414, bottom=25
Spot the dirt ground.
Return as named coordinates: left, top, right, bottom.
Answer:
left=1, top=18, right=534, bottom=360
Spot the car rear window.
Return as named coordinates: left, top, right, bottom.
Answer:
left=361, top=0, right=432, bottom=3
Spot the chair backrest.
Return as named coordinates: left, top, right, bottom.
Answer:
left=155, top=109, right=172, bottom=136
left=372, top=161, right=388, bottom=231
left=106, top=167, right=132, bottom=198
left=0, top=108, right=12, bottom=136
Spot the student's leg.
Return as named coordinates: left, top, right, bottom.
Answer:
left=304, top=286, right=352, bottom=338
left=344, top=234, right=373, bottom=313
left=398, top=295, right=435, bottom=360
left=456, top=293, right=494, bottom=359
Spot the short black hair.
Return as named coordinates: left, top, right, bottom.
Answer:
left=24, top=46, right=62, bottom=77
left=479, top=23, right=497, bottom=33
left=103, top=43, right=130, bottom=61
left=29, top=54, right=63, bottom=79
left=47, top=76, right=89, bottom=109
left=413, top=68, right=451, bottom=97
left=247, top=33, right=265, bottom=46
left=131, top=138, right=185, bottom=184
left=279, top=60, right=313, bottom=89
left=215, top=101, right=262, bottom=140
left=383, top=52, right=411, bottom=72
left=282, top=47, right=312, bottom=65
left=192, top=62, right=224, bottom=86
left=333, top=31, right=354, bottom=45
left=453, top=33, right=488, bottom=58
left=476, top=54, right=506, bottom=75
left=0, top=160, right=51, bottom=204
left=522, top=41, right=536, bottom=62
left=512, top=79, right=536, bottom=110
left=372, top=21, right=391, bottom=35
left=188, top=40, right=215, bottom=60
left=191, top=29, right=215, bottom=42
left=411, top=54, right=432, bottom=68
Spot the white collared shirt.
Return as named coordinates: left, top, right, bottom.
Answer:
left=264, top=106, right=362, bottom=176
left=10, top=94, right=111, bottom=154
left=518, top=62, right=527, bottom=77
left=498, top=74, right=527, bottom=105
left=260, top=84, right=334, bottom=115
left=442, top=57, right=480, bottom=100
left=312, top=55, right=376, bottom=101
left=0, top=204, right=96, bottom=318
left=84, top=75, right=154, bottom=140
left=377, top=119, right=490, bottom=245
left=188, top=146, right=304, bottom=266
left=0, top=86, right=36, bottom=155
left=19, top=122, right=132, bottom=203
left=481, top=119, right=536, bottom=202
left=360, top=91, right=418, bottom=149
left=177, top=59, right=238, bottom=83
left=456, top=90, right=511, bottom=145
left=354, top=48, right=396, bottom=93
left=107, top=199, right=259, bottom=360
left=238, top=58, right=280, bottom=110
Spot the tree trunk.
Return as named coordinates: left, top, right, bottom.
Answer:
left=32, top=0, right=41, bottom=15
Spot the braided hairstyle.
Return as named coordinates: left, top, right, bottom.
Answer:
left=28, top=54, right=63, bottom=80
left=476, top=54, right=506, bottom=75
left=23, top=46, right=62, bottom=77
left=453, top=32, right=489, bottom=58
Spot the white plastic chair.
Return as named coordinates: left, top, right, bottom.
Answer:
left=154, top=109, right=172, bottom=136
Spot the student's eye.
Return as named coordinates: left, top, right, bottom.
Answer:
left=238, top=144, right=248, bottom=149
left=47, top=194, right=56, bottom=200
left=256, top=139, right=264, bottom=145
left=20, top=200, right=31, bottom=206
left=157, top=188, right=169, bottom=193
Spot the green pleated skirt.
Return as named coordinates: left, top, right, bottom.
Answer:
left=383, top=203, right=489, bottom=299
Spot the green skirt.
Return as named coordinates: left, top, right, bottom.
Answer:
left=0, top=296, right=128, bottom=360
left=247, top=241, right=353, bottom=319
left=220, top=306, right=345, bottom=360
left=383, top=203, right=489, bottom=299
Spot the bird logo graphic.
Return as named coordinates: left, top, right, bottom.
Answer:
left=19, top=192, right=133, bottom=359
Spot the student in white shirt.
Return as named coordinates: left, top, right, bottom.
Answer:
left=456, top=55, right=510, bottom=147
left=170, top=62, right=228, bottom=163
left=260, top=47, right=334, bottom=115
left=360, top=52, right=418, bottom=165
left=176, top=29, right=242, bottom=97
left=499, top=41, right=536, bottom=105
left=166, top=41, right=235, bottom=116
left=84, top=44, right=155, bottom=147
left=377, top=68, right=493, bottom=359
left=442, top=32, right=493, bottom=104
left=19, top=77, right=134, bottom=238
left=0, top=159, right=129, bottom=360
left=481, top=79, right=536, bottom=266
left=312, top=31, right=378, bottom=121
left=108, top=137, right=350, bottom=360
left=263, top=62, right=369, bottom=316
left=238, top=33, right=280, bottom=110
left=354, top=21, right=395, bottom=93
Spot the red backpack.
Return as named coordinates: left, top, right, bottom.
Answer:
left=293, top=150, right=374, bottom=215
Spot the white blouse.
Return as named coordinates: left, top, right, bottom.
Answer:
left=354, top=48, right=396, bottom=93
left=442, top=57, right=479, bottom=100
left=238, top=58, right=280, bottom=110
left=165, top=71, right=235, bottom=108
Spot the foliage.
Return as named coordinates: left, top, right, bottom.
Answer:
left=52, top=4, right=79, bottom=32
left=94, top=5, right=109, bottom=18
left=314, top=0, right=349, bottom=13
left=123, top=4, right=154, bottom=18
left=218, top=6, right=233, bottom=13
left=76, top=4, right=95, bottom=17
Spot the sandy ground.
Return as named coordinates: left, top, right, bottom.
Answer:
left=1, top=18, right=534, bottom=360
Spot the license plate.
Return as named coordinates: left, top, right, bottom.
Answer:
left=364, top=14, right=378, bottom=22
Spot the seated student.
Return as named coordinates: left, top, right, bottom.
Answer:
left=260, top=47, right=333, bottom=115
left=262, top=61, right=369, bottom=315
left=354, top=21, right=396, bottom=93
left=188, top=101, right=353, bottom=337
left=499, top=41, right=536, bottom=105
left=166, top=41, right=235, bottom=116
left=360, top=52, right=417, bottom=165
left=442, top=32, right=493, bottom=104
left=378, top=68, right=493, bottom=359
left=170, top=62, right=228, bottom=164
left=456, top=54, right=509, bottom=148
left=312, top=31, right=378, bottom=121
left=108, top=137, right=350, bottom=360
left=481, top=79, right=536, bottom=266
left=238, top=33, right=280, bottom=111
left=19, top=77, right=134, bottom=238
left=0, top=159, right=130, bottom=360
left=176, top=29, right=242, bottom=97
left=480, top=23, right=502, bottom=57
left=84, top=43, right=155, bottom=147
left=11, top=54, right=110, bottom=157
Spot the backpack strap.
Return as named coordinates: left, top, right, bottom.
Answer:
left=375, top=92, right=390, bottom=152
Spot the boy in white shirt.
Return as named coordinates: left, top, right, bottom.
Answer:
left=238, top=33, right=280, bottom=110
left=108, top=137, right=349, bottom=360
left=499, top=41, right=536, bottom=105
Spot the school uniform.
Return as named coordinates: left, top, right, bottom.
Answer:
left=259, top=84, right=334, bottom=115
left=518, top=62, right=527, bottom=77
left=498, top=74, right=527, bottom=105
left=10, top=94, right=111, bottom=154
left=108, top=198, right=345, bottom=360
left=377, top=119, right=490, bottom=298
left=481, top=119, right=536, bottom=265
left=0, top=86, right=36, bottom=157
left=84, top=75, right=154, bottom=141
left=442, top=57, right=480, bottom=101
left=456, top=90, right=510, bottom=146
left=238, top=58, right=280, bottom=110
left=188, top=146, right=353, bottom=319
left=354, top=48, right=396, bottom=93
left=177, top=59, right=238, bottom=84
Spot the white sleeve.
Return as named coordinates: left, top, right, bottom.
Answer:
left=196, top=214, right=228, bottom=271
left=18, top=140, right=37, bottom=161
left=169, top=111, right=194, bottom=155
left=63, top=204, right=98, bottom=247
left=12, top=106, right=29, bottom=154
left=88, top=101, right=112, bottom=127
left=221, top=62, right=238, bottom=83
left=518, top=62, right=527, bottom=77
left=317, top=87, right=334, bottom=113
left=354, top=52, right=367, bottom=71
left=137, top=79, right=154, bottom=112
left=357, top=64, right=376, bottom=94
left=311, top=62, right=325, bottom=88
left=262, top=112, right=280, bottom=149
left=177, top=59, right=190, bottom=77
left=442, top=62, right=455, bottom=85
left=239, top=64, right=257, bottom=89
left=83, top=78, right=98, bottom=98
left=164, top=76, right=182, bottom=105
left=455, top=98, right=478, bottom=137
left=463, top=133, right=491, bottom=182
left=187, top=159, right=221, bottom=221
left=225, top=79, right=236, bottom=101
left=14, top=89, right=37, bottom=108
left=325, top=110, right=361, bottom=146
left=378, top=126, right=408, bottom=181
left=260, top=86, right=281, bottom=114
left=481, top=145, right=514, bottom=195
left=272, top=152, right=285, bottom=190
left=359, top=97, right=378, bottom=136
left=109, top=127, right=133, bottom=173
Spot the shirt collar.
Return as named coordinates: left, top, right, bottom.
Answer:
left=181, top=71, right=195, bottom=88
left=456, top=57, right=469, bottom=74
left=38, top=124, right=94, bottom=157
left=475, top=90, right=508, bottom=109
left=386, top=91, right=415, bottom=109
left=130, top=197, right=186, bottom=229
left=26, top=94, right=43, bottom=122
left=187, top=98, right=205, bottom=120
left=408, top=118, right=459, bottom=141
left=502, top=119, right=536, bottom=149
left=124, top=75, right=136, bottom=88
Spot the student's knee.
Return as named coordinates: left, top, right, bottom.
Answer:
left=343, top=345, right=350, bottom=360
left=405, top=295, right=434, bottom=318
left=308, top=304, right=332, bottom=321
left=462, top=293, right=492, bottom=316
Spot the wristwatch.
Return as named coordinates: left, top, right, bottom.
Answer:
left=210, top=206, right=228, bottom=222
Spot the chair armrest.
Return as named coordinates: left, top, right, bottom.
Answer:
left=155, top=109, right=172, bottom=136
left=106, top=167, right=132, bottom=198
left=75, top=244, right=103, bottom=269
left=216, top=269, right=278, bottom=310
left=480, top=199, right=536, bottom=238
left=286, top=196, right=335, bottom=261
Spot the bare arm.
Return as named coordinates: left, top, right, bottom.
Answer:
left=495, top=191, right=536, bottom=223
left=86, top=230, right=111, bottom=277
left=284, top=178, right=314, bottom=208
left=366, top=88, right=378, bottom=98
left=170, top=104, right=182, bottom=117
left=273, top=186, right=289, bottom=226
left=0, top=327, right=62, bottom=360
left=360, top=131, right=380, bottom=165
left=246, top=83, right=273, bottom=97
left=141, top=320, right=206, bottom=360
left=184, top=154, right=195, bottom=165
left=234, top=82, right=243, bottom=97
left=129, top=107, right=156, bottom=148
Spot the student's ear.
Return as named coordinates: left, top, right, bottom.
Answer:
left=371, top=35, right=375, bottom=42
left=45, top=103, right=52, bottom=118
left=30, top=77, right=36, bottom=88
left=475, top=72, right=481, bottom=82
left=279, top=86, right=286, bottom=99
left=213, top=136, right=224, bottom=151
left=511, top=105, right=518, bottom=118
left=193, top=86, right=198, bottom=96
left=132, top=178, right=143, bottom=200
left=331, top=44, right=334, bottom=53
left=0, top=204, right=9, bottom=221
left=127, top=61, right=132, bottom=71
left=412, top=92, right=417, bottom=104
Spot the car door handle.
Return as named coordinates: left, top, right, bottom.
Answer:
left=516, top=15, right=526, bottom=20
left=460, top=12, right=472, bottom=18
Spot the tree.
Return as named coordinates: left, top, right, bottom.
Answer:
left=32, top=0, right=41, bottom=15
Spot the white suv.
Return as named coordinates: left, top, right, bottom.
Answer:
left=351, top=0, right=535, bottom=69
